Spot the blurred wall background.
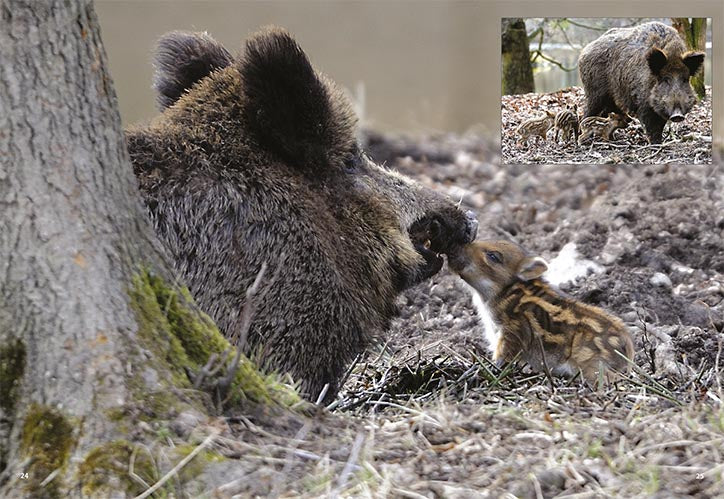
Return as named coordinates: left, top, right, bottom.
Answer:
left=97, top=0, right=723, bottom=142
left=97, top=0, right=490, bottom=134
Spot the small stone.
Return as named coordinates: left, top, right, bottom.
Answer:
left=620, top=311, right=638, bottom=323
left=171, top=411, right=203, bottom=438
left=601, top=241, right=624, bottom=265
left=537, top=468, right=567, bottom=491
left=470, top=192, right=486, bottom=208
left=137, top=421, right=153, bottom=434
left=650, top=272, right=672, bottom=289
left=141, top=367, right=160, bottom=390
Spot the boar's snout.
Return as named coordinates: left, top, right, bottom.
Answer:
left=670, top=113, right=685, bottom=123
left=407, top=207, right=477, bottom=281
left=463, top=210, right=479, bottom=243
left=409, top=207, right=478, bottom=257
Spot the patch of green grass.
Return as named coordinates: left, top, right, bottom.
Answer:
left=156, top=426, right=173, bottom=441
left=639, top=465, right=661, bottom=495
left=587, top=437, right=604, bottom=459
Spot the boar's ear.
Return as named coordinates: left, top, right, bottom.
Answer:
left=647, top=48, right=668, bottom=76
left=683, top=51, right=705, bottom=77
left=239, top=27, right=356, bottom=171
left=154, top=31, right=233, bottom=110
left=517, top=256, right=548, bottom=281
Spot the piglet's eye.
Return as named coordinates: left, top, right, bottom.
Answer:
left=485, top=251, right=502, bottom=264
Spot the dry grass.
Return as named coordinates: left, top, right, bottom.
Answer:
left=171, top=335, right=723, bottom=497
left=186, top=374, right=724, bottom=497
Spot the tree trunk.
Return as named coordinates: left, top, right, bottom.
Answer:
left=671, top=17, right=707, bottom=99
left=501, top=18, right=535, bottom=95
left=0, top=2, right=290, bottom=496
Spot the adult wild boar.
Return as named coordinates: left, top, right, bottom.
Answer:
left=126, top=28, right=477, bottom=403
left=579, top=21, right=705, bottom=143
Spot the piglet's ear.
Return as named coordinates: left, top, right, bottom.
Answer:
left=517, top=256, right=548, bottom=281
left=239, top=27, right=356, bottom=171
left=683, top=51, right=705, bottom=77
left=647, top=48, right=668, bottom=76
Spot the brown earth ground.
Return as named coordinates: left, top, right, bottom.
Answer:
left=502, top=86, right=712, bottom=165
left=157, top=134, right=722, bottom=498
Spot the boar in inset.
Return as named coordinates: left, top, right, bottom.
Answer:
left=126, top=28, right=477, bottom=403
left=579, top=21, right=704, bottom=144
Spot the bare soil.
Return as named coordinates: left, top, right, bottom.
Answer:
left=180, top=132, right=722, bottom=498
left=501, top=86, right=713, bottom=165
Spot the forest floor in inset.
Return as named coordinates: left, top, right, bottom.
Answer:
left=501, top=86, right=712, bottom=165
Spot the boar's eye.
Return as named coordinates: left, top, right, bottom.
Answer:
left=343, top=150, right=362, bottom=173
left=485, top=251, right=503, bottom=264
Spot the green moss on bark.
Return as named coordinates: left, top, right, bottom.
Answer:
left=77, top=440, right=159, bottom=497
left=129, top=272, right=193, bottom=389
left=19, top=404, right=76, bottom=498
left=128, top=269, right=299, bottom=410
left=0, top=338, right=26, bottom=471
left=147, top=275, right=229, bottom=366
left=0, top=338, right=25, bottom=416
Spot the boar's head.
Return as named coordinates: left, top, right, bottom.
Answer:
left=647, top=47, right=705, bottom=122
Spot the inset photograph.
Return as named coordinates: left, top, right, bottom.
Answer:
left=501, top=18, right=712, bottom=164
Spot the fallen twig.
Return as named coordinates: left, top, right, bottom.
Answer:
left=134, top=429, right=220, bottom=499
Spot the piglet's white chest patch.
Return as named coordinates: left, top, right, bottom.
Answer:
left=466, top=283, right=501, bottom=356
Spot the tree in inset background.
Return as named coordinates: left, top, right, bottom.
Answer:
left=502, top=18, right=534, bottom=95
left=502, top=18, right=614, bottom=96
left=527, top=19, right=579, bottom=73
left=671, top=17, right=707, bottom=100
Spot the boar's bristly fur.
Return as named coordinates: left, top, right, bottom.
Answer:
left=239, top=29, right=356, bottom=170
left=579, top=21, right=704, bottom=144
left=126, top=28, right=476, bottom=403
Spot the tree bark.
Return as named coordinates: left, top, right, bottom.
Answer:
left=0, top=2, right=287, bottom=497
left=671, top=17, right=707, bottom=99
left=501, top=18, right=535, bottom=95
